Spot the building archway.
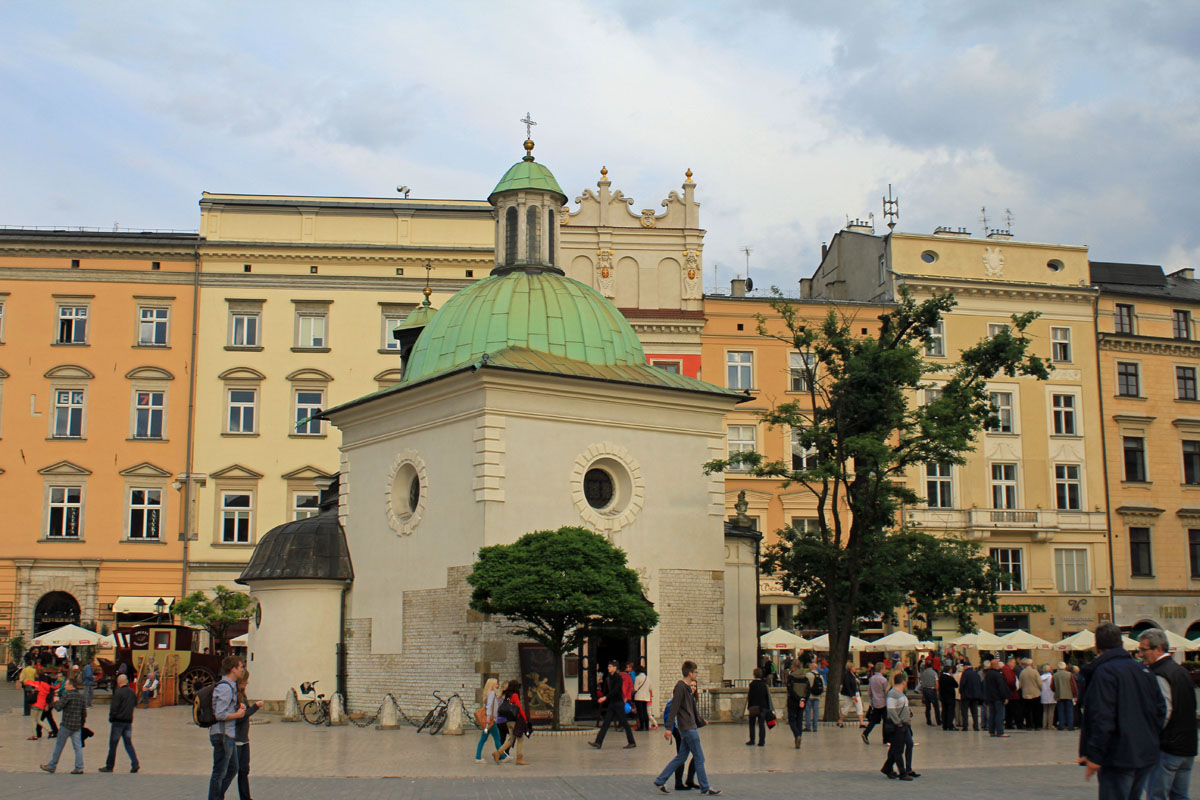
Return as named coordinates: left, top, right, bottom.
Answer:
left=34, top=591, right=80, bottom=633
left=1186, top=620, right=1200, bottom=642
left=1128, top=618, right=1161, bottom=638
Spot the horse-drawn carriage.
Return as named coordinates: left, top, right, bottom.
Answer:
left=111, top=623, right=223, bottom=703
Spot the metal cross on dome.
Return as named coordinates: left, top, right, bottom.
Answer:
left=520, top=112, right=537, bottom=139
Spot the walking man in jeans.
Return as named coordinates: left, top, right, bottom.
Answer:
left=654, top=660, right=720, bottom=796
left=209, top=656, right=248, bottom=800
left=862, top=662, right=888, bottom=744
left=40, top=674, right=87, bottom=774
left=99, top=674, right=139, bottom=773
left=1138, top=628, right=1197, bottom=800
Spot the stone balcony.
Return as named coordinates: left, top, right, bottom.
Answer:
left=903, top=507, right=1107, bottom=541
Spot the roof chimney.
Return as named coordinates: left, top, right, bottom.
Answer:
left=730, top=278, right=747, bottom=298
left=846, top=218, right=874, bottom=234
left=1170, top=267, right=1195, bottom=281
left=933, top=226, right=971, bottom=237
left=986, top=229, right=1013, bottom=240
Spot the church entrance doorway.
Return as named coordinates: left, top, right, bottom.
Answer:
left=34, top=591, right=80, bottom=634
left=577, top=633, right=646, bottom=719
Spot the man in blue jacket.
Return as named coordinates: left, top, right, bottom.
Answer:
left=1077, top=622, right=1165, bottom=799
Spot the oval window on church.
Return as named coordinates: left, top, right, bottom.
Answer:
left=584, top=468, right=615, bottom=510
left=408, top=473, right=421, bottom=512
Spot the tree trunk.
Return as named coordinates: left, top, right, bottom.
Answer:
left=550, top=647, right=563, bottom=731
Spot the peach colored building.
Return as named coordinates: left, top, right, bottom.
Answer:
left=0, top=229, right=198, bottom=643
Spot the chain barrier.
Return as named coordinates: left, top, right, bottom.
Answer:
left=331, top=691, right=483, bottom=730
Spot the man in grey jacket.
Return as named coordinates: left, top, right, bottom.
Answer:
left=918, top=661, right=940, bottom=726
left=209, top=656, right=247, bottom=800
left=653, top=660, right=720, bottom=796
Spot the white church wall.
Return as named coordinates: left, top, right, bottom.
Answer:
left=723, top=536, right=760, bottom=683
left=245, top=580, right=343, bottom=702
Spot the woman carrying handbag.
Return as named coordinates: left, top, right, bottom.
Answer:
left=745, top=668, right=770, bottom=746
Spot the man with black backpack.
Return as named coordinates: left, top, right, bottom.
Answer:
left=804, top=659, right=823, bottom=732
left=204, top=656, right=247, bottom=800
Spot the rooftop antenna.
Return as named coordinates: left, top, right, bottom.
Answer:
left=980, top=206, right=989, bottom=234
left=741, top=246, right=754, bottom=292
left=882, top=184, right=899, bottom=231
left=1004, top=208, right=1014, bottom=232
left=396, top=185, right=411, bottom=198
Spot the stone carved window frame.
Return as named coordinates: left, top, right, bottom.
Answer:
left=570, top=443, right=645, bottom=534
left=385, top=449, right=428, bottom=536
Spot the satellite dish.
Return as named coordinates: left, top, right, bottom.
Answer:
left=745, top=277, right=754, bottom=292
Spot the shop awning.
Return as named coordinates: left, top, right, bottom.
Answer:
left=112, top=596, right=175, bottom=615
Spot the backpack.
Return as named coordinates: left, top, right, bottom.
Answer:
left=809, top=672, right=824, bottom=697
left=193, top=683, right=217, bottom=728
left=498, top=695, right=519, bottom=721
left=662, top=699, right=673, bottom=728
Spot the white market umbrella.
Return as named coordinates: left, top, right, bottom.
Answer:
left=950, top=630, right=1007, bottom=649
left=1053, top=630, right=1096, bottom=651
left=999, top=629, right=1054, bottom=650
left=229, top=632, right=249, bottom=647
left=1164, top=630, right=1199, bottom=652
left=97, top=634, right=116, bottom=649
left=916, top=641, right=938, bottom=650
left=32, top=624, right=105, bottom=647
left=809, top=633, right=871, bottom=651
left=866, top=631, right=921, bottom=652
left=759, top=627, right=813, bottom=651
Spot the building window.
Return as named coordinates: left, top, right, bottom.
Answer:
left=382, top=313, right=405, bottom=350
left=926, top=463, right=953, bottom=508
left=1055, top=548, right=1089, bottom=592
left=988, top=391, right=1014, bottom=433
left=47, top=486, right=82, bottom=539
left=790, top=430, right=817, bottom=470
left=727, top=351, right=753, bottom=390
left=1117, top=362, right=1140, bottom=397
left=133, top=390, right=164, bottom=439
left=52, top=389, right=84, bottom=438
left=504, top=207, right=518, bottom=266
left=221, top=492, right=253, bottom=544
left=128, top=488, right=162, bottom=540
left=294, top=390, right=324, bottom=436
left=293, top=491, right=320, bottom=520
left=987, top=323, right=1009, bottom=338
left=296, top=312, right=327, bottom=349
left=650, top=360, right=681, bottom=374
left=1052, top=393, right=1076, bottom=435
left=1051, top=327, right=1072, bottom=363
left=1055, top=464, right=1082, bottom=510
left=1129, top=527, right=1153, bottom=577
left=230, top=311, right=260, bottom=347
left=925, top=387, right=943, bottom=404
left=548, top=209, right=556, bottom=265
left=925, top=321, right=945, bottom=357
left=1178, top=367, right=1198, bottom=401
left=57, top=305, right=88, bottom=344
left=1124, top=437, right=1147, bottom=482
left=526, top=206, right=539, bottom=263
left=1184, top=441, right=1200, bottom=485
left=991, top=547, right=1023, bottom=592
left=1174, top=310, right=1192, bottom=340
left=789, top=352, right=815, bottom=392
left=1114, top=303, right=1135, bottom=334
left=1189, top=530, right=1200, bottom=578
left=727, top=425, right=756, bottom=471
left=138, top=307, right=169, bottom=346
left=227, top=389, right=257, bottom=434
left=991, top=463, right=1018, bottom=509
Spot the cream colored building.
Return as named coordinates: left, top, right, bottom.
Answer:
left=187, top=163, right=711, bottom=594
left=809, top=224, right=1110, bottom=642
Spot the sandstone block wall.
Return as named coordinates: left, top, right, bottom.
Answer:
left=656, top=569, right=726, bottom=707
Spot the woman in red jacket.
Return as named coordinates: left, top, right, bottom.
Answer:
left=493, top=680, right=530, bottom=766
left=25, top=673, right=53, bottom=739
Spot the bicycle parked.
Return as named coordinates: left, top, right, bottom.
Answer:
left=299, top=680, right=331, bottom=726
left=417, top=691, right=463, bottom=735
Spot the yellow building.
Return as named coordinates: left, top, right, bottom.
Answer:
left=808, top=224, right=1110, bottom=642
left=701, top=285, right=888, bottom=632
left=1091, top=262, right=1200, bottom=639
left=0, top=229, right=198, bottom=642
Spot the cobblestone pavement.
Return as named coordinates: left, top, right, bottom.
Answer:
left=0, top=685, right=1186, bottom=797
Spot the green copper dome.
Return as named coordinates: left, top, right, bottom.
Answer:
left=488, top=141, right=566, bottom=203
left=401, top=271, right=645, bottom=385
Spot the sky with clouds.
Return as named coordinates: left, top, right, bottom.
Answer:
left=1, top=1, right=1197, bottom=293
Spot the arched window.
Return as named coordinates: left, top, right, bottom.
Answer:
left=504, top=207, right=518, bottom=266
left=548, top=209, right=556, bottom=266
left=527, top=206, right=539, bottom=264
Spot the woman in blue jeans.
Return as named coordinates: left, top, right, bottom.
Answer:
left=474, top=678, right=503, bottom=762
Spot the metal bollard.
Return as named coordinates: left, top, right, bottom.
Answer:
left=376, top=695, right=400, bottom=730
left=282, top=688, right=300, bottom=723
left=442, top=698, right=464, bottom=735
left=330, top=693, right=347, bottom=726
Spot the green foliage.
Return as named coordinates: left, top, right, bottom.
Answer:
left=8, top=633, right=27, bottom=662
left=172, top=586, right=256, bottom=654
left=705, top=286, right=1049, bottom=719
left=468, top=526, right=658, bottom=728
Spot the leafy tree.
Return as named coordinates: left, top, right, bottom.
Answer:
left=705, top=287, right=1048, bottom=720
left=172, top=585, right=256, bottom=656
left=467, top=526, right=658, bottom=729
left=8, top=633, right=27, bottom=663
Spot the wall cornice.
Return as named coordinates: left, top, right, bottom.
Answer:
left=0, top=267, right=195, bottom=285
left=1098, top=334, right=1200, bottom=357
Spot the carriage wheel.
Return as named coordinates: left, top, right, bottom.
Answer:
left=179, top=666, right=216, bottom=703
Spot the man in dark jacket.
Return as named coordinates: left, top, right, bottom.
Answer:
left=1138, top=628, right=1197, bottom=800
left=654, top=660, right=720, bottom=796
left=1077, top=622, right=1165, bottom=798
left=959, top=663, right=984, bottom=731
left=984, top=660, right=1011, bottom=738
left=99, top=674, right=139, bottom=773
left=40, top=675, right=86, bottom=774
left=938, top=663, right=959, bottom=731
left=590, top=660, right=636, bottom=749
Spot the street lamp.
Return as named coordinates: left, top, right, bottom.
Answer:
left=154, top=597, right=167, bottom=624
